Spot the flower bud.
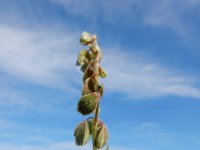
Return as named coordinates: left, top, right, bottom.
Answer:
left=74, top=121, right=90, bottom=145
left=95, top=122, right=109, bottom=149
left=80, top=32, right=96, bottom=45
left=77, top=92, right=100, bottom=115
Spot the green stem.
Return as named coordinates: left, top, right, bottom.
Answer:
left=92, top=102, right=100, bottom=150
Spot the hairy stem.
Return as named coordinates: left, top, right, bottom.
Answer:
left=92, top=102, right=100, bottom=150
left=75, top=32, right=108, bottom=149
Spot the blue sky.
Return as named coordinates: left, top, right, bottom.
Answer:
left=0, top=0, right=200, bottom=150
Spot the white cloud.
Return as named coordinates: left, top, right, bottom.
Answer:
left=0, top=24, right=79, bottom=90
left=0, top=23, right=81, bottom=116
left=50, top=0, right=200, bottom=36
left=50, top=0, right=142, bottom=22
left=0, top=23, right=200, bottom=99
left=102, top=49, right=200, bottom=98
left=0, top=1, right=200, bottom=100
left=0, top=2, right=200, bottom=150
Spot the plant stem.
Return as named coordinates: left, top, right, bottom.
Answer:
left=92, top=102, right=100, bottom=150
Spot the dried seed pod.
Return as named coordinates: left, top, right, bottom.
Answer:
left=82, top=78, right=99, bottom=95
left=82, top=68, right=93, bottom=82
left=82, top=78, right=90, bottom=96
left=88, top=77, right=98, bottom=92
left=103, top=125, right=109, bottom=145
left=77, top=92, right=100, bottom=115
left=87, top=118, right=93, bottom=134
left=74, top=121, right=90, bottom=145
left=95, top=123, right=109, bottom=149
left=99, top=67, right=107, bottom=78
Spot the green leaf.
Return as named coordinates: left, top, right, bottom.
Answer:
left=99, top=67, right=107, bottom=78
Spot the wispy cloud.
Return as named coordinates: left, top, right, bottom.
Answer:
left=0, top=24, right=79, bottom=88
left=0, top=22, right=200, bottom=99
left=103, top=49, right=200, bottom=98
left=142, top=0, right=200, bottom=36
left=1, top=2, right=200, bottom=150
left=0, top=0, right=200, bottom=110
left=50, top=0, right=142, bottom=23
left=51, top=0, right=200, bottom=36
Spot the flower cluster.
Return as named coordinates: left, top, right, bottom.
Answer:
left=74, top=32, right=109, bottom=150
